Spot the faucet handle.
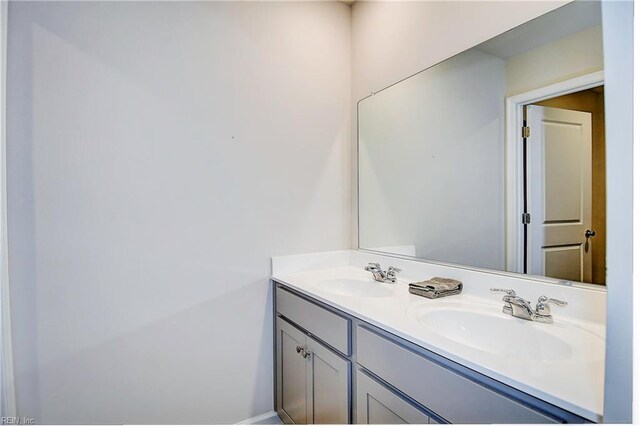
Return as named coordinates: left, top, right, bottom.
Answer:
left=538, top=295, right=567, bottom=306
left=535, top=295, right=567, bottom=317
left=490, top=288, right=516, bottom=296
left=386, top=266, right=401, bottom=282
left=364, top=263, right=382, bottom=272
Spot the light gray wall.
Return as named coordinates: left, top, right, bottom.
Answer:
left=601, top=0, right=633, bottom=422
left=358, top=49, right=506, bottom=270
left=6, top=1, right=351, bottom=423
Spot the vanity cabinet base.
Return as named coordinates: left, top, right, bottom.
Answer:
left=273, top=282, right=590, bottom=424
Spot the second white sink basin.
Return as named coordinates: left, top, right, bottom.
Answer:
left=410, top=302, right=604, bottom=363
left=313, top=278, right=394, bottom=298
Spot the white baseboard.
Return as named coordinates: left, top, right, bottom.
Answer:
left=236, top=410, right=280, bottom=425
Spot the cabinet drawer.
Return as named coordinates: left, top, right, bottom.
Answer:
left=356, top=326, right=557, bottom=424
left=276, top=286, right=350, bottom=355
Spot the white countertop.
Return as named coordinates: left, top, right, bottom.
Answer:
left=272, top=250, right=606, bottom=422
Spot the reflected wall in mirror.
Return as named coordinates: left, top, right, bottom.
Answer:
left=358, top=1, right=606, bottom=285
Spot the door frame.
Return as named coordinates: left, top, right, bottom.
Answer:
left=504, top=70, right=604, bottom=274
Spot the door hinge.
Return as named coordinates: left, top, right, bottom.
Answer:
left=522, top=212, right=531, bottom=224
left=522, top=126, right=531, bottom=138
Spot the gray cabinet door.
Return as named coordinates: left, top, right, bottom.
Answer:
left=308, top=337, right=350, bottom=424
left=276, top=318, right=351, bottom=424
left=356, top=370, right=432, bottom=424
left=277, top=318, right=310, bottom=424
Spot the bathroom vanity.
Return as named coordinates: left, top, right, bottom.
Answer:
left=271, top=250, right=605, bottom=424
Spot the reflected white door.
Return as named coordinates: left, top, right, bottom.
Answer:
left=527, top=105, right=593, bottom=282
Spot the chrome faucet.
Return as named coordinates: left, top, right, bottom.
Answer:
left=491, top=288, right=567, bottom=324
left=365, top=263, right=402, bottom=283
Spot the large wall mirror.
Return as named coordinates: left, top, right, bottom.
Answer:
left=358, top=1, right=606, bottom=286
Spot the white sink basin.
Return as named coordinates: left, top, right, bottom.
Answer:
left=411, top=302, right=604, bottom=362
left=313, top=278, right=394, bottom=298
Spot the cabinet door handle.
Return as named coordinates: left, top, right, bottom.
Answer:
left=296, top=345, right=310, bottom=358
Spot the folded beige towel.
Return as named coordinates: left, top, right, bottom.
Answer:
left=409, top=277, right=462, bottom=299
left=410, top=277, right=462, bottom=291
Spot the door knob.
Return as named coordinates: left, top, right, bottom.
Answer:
left=585, top=229, right=596, bottom=238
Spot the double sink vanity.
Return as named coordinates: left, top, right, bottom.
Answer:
left=271, top=250, right=605, bottom=424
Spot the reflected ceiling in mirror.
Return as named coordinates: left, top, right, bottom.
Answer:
left=358, top=1, right=605, bottom=286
